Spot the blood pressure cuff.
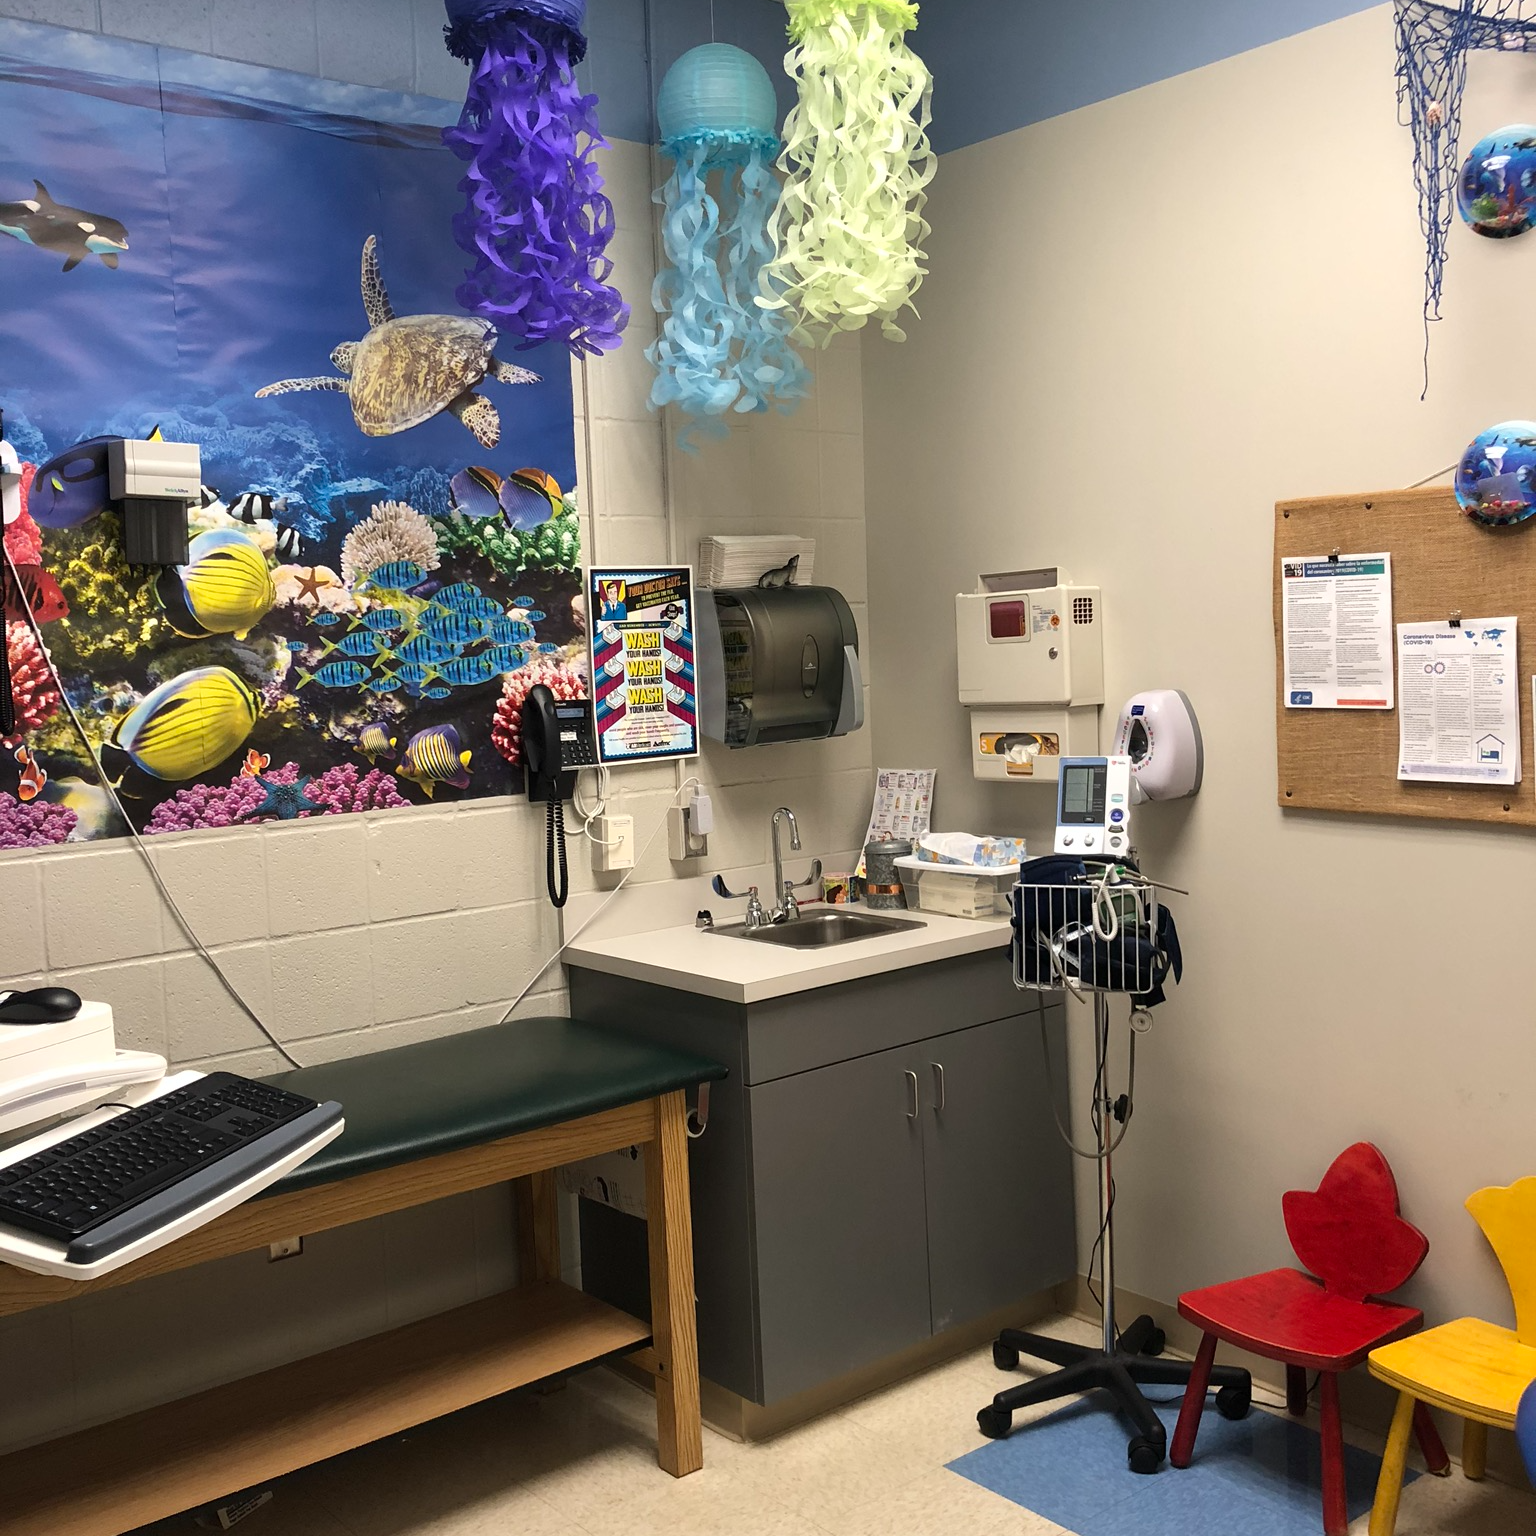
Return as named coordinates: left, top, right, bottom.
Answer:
left=1011, top=856, right=1183, bottom=1008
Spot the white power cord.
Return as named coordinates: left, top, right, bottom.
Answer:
left=2, top=539, right=307, bottom=1069
left=492, top=775, right=703, bottom=1026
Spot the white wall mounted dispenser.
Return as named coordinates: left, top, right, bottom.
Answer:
left=956, top=568, right=1103, bottom=783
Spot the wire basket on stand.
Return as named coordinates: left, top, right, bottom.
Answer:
left=976, top=863, right=1247, bottom=1472
left=1013, top=868, right=1174, bottom=1002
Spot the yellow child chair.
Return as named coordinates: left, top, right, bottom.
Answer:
left=1367, top=1176, right=1536, bottom=1535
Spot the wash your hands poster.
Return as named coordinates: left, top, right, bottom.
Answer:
left=0, top=19, right=586, bottom=847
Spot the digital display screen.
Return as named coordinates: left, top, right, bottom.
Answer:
left=1060, top=764, right=1107, bottom=825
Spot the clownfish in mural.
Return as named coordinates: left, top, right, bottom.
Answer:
left=13, top=745, right=46, bottom=803
left=0, top=180, right=128, bottom=271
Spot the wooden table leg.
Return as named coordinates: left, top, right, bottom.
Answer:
left=515, top=1170, right=562, bottom=1285
left=1370, top=1391, right=1416, bottom=1536
left=1462, top=1417, right=1488, bottom=1481
left=644, top=1090, right=702, bottom=1477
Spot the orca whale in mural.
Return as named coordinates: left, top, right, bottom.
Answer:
left=0, top=181, right=128, bottom=271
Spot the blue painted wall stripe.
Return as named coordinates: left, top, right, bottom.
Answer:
left=914, top=0, right=1383, bottom=155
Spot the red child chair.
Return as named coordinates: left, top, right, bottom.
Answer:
left=1170, top=1143, right=1450, bottom=1536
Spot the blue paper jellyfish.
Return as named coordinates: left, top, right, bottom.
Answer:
left=443, top=0, right=629, bottom=357
left=647, top=44, right=809, bottom=449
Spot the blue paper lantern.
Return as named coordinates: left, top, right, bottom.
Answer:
left=1455, top=420, right=1536, bottom=525
left=647, top=45, right=808, bottom=448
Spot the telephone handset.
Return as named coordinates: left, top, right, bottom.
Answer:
left=521, top=685, right=598, bottom=908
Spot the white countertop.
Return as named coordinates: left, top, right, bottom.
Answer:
left=564, top=909, right=1012, bottom=1004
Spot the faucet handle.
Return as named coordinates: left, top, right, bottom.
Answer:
left=712, top=874, right=750, bottom=900
left=789, top=858, right=824, bottom=890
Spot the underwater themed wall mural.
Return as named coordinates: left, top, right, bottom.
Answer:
left=0, top=22, right=586, bottom=848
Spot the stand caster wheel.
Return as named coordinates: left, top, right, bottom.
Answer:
left=977, top=1406, right=1012, bottom=1440
left=992, top=1340, right=1020, bottom=1372
left=1216, top=1383, right=1251, bottom=1421
left=1127, top=1436, right=1164, bottom=1475
left=1139, top=1327, right=1166, bottom=1357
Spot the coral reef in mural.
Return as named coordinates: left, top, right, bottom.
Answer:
left=340, top=499, right=443, bottom=589
left=0, top=33, right=584, bottom=848
left=492, top=655, right=588, bottom=766
left=0, top=791, right=76, bottom=847
left=144, top=759, right=409, bottom=833
left=3, top=622, right=61, bottom=739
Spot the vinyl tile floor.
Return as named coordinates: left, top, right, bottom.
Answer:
left=131, top=1313, right=1536, bottom=1536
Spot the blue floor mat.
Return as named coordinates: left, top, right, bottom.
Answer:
left=948, top=1395, right=1417, bottom=1536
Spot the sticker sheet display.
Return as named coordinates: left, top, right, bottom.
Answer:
left=588, top=568, right=697, bottom=764
left=0, top=23, right=584, bottom=848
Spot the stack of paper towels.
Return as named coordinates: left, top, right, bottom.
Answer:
left=698, top=535, right=816, bottom=589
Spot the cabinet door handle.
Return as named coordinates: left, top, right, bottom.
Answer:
left=904, top=1069, right=919, bottom=1120
left=930, top=1062, right=945, bottom=1112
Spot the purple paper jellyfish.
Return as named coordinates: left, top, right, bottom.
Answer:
left=443, top=0, right=629, bottom=357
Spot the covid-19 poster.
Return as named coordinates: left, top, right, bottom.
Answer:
left=588, top=568, right=697, bottom=764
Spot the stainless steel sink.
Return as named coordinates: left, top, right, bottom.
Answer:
left=705, top=909, right=926, bottom=948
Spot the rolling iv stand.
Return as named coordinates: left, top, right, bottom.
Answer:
left=976, top=873, right=1252, bottom=1474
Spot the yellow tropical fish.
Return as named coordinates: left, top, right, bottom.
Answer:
left=112, top=666, right=260, bottom=781
left=156, top=528, right=275, bottom=640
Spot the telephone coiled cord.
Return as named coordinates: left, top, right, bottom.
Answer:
left=546, top=797, right=570, bottom=909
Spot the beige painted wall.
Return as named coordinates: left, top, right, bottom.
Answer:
left=865, top=5, right=1535, bottom=1334
left=0, top=135, right=870, bottom=1451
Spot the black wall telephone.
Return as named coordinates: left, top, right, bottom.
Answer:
left=521, top=684, right=598, bottom=908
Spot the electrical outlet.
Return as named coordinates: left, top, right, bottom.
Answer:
left=668, top=804, right=708, bottom=860
left=592, top=815, right=634, bottom=872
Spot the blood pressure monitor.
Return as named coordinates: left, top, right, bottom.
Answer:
left=1053, top=756, right=1133, bottom=856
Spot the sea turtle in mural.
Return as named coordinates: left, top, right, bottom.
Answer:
left=254, top=235, right=539, bottom=449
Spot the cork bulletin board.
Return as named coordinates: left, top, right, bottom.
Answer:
left=1274, top=487, right=1536, bottom=827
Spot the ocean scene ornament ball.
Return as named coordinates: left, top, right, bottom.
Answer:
left=1455, top=420, right=1536, bottom=526
left=1456, top=125, right=1536, bottom=238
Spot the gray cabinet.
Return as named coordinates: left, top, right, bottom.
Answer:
left=751, top=1043, right=931, bottom=1399
left=921, top=1014, right=1066, bottom=1335
left=571, top=950, right=1074, bottom=1406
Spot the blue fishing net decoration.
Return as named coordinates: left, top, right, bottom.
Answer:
left=1395, top=0, right=1536, bottom=389
left=647, top=44, right=809, bottom=451
left=443, top=0, right=629, bottom=357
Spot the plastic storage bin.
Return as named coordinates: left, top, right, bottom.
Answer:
left=894, top=857, right=1020, bottom=919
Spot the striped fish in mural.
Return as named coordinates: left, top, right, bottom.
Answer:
left=394, top=723, right=472, bottom=798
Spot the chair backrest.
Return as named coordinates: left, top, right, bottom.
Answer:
left=1518, top=1379, right=1536, bottom=1484
left=1465, top=1177, right=1536, bottom=1346
left=1281, top=1143, right=1429, bottom=1303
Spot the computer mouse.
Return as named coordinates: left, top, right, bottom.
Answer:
left=0, top=987, right=83, bottom=1024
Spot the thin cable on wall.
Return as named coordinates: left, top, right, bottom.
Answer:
left=1394, top=0, right=1536, bottom=389
left=0, top=537, right=306, bottom=1070
left=443, top=0, right=630, bottom=356
left=761, top=0, right=935, bottom=344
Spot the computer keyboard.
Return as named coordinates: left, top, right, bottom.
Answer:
left=0, top=1072, right=342, bottom=1264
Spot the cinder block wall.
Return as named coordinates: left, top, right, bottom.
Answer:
left=0, top=1, right=871, bottom=1451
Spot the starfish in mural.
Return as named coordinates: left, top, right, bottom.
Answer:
left=293, top=566, right=329, bottom=603
left=242, top=773, right=323, bottom=821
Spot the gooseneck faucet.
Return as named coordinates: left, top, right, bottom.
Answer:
left=770, top=807, right=800, bottom=923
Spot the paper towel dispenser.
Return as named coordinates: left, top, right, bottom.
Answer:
left=697, top=585, right=864, bottom=747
